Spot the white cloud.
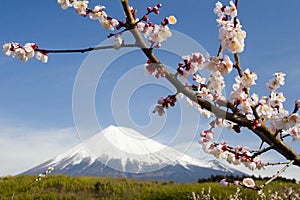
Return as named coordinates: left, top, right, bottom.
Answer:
left=0, top=122, right=80, bottom=176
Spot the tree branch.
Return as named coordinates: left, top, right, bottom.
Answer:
left=258, top=160, right=294, bottom=190
left=36, top=43, right=137, bottom=54
left=120, top=0, right=300, bottom=168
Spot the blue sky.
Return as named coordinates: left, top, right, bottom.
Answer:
left=1, top=1, right=300, bottom=180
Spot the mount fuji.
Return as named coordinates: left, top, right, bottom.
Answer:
left=24, top=126, right=245, bottom=183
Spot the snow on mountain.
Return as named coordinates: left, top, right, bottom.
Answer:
left=24, top=125, right=245, bottom=182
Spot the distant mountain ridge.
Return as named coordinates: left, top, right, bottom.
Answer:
left=24, top=126, right=246, bottom=183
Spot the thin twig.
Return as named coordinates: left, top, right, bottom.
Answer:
left=259, top=160, right=294, bottom=190
left=264, top=161, right=293, bottom=166
left=217, top=45, right=223, bottom=57
left=36, top=43, right=137, bottom=54
left=251, top=146, right=274, bottom=158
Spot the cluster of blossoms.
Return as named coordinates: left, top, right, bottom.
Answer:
left=137, top=4, right=177, bottom=47
left=214, top=1, right=246, bottom=53
left=144, top=60, right=166, bottom=78
left=153, top=95, right=177, bottom=116
left=256, top=73, right=299, bottom=141
left=149, top=52, right=235, bottom=118
left=57, top=0, right=119, bottom=31
left=2, top=42, right=48, bottom=63
left=35, top=167, right=54, bottom=182
left=220, top=177, right=256, bottom=188
left=148, top=1, right=299, bottom=176
left=178, top=52, right=204, bottom=78
left=199, top=126, right=264, bottom=171
left=229, top=69, right=258, bottom=119
left=137, top=18, right=175, bottom=47
left=181, top=53, right=233, bottom=109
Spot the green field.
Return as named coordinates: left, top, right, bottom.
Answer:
left=0, top=175, right=299, bottom=200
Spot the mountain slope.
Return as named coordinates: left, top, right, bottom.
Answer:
left=24, top=126, right=245, bottom=183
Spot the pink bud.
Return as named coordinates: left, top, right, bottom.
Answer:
left=220, top=179, right=229, bottom=188
left=153, top=6, right=159, bottom=14
left=142, top=15, right=149, bottom=21
left=157, top=97, right=165, bottom=105
left=234, top=180, right=240, bottom=186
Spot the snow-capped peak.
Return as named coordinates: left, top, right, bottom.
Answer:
left=44, top=125, right=238, bottom=174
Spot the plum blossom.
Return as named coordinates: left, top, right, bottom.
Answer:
left=235, top=68, right=257, bottom=88
left=288, top=126, right=300, bottom=141
left=204, top=54, right=233, bottom=75
left=199, top=140, right=265, bottom=170
left=256, top=103, right=273, bottom=120
left=218, top=19, right=246, bottom=53
left=57, top=0, right=73, bottom=10
left=208, top=71, right=225, bottom=95
left=89, top=5, right=107, bottom=20
left=193, top=74, right=206, bottom=85
left=147, top=25, right=172, bottom=43
left=7, top=43, right=37, bottom=62
left=273, top=111, right=300, bottom=130
left=23, top=43, right=37, bottom=59
left=167, top=15, right=177, bottom=25
left=140, top=21, right=174, bottom=46
left=270, top=92, right=286, bottom=108
left=267, top=72, right=286, bottom=91
left=199, top=130, right=214, bottom=143
left=3, top=42, right=18, bottom=57
left=233, top=180, right=240, bottom=186
left=153, top=105, right=165, bottom=116
left=218, top=55, right=233, bottom=75
left=242, top=178, right=255, bottom=188
left=113, top=35, right=123, bottom=50
left=182, top=52, right=205, bottom=74
left=214, top=2, right=224, bottom=18
left=3, top=42, right=48, bottom=63
left=198, top=107, right=213, bottom=118
left=214, top=1, right=237, bottom=19
left=36, top=51, right=49, bottom=63
left=153, top=95, right=177, bottom=116
left=224, top=1, right=237, bottom=18
left=100, top=18, right=119, bottom=31
left=73, top=1, right=89, bottom=16
left=15, top=48, right=28, bottom=61
left=220, top=178, right=229, bottom=188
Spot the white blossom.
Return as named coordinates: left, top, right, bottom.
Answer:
left=57, top=0, right=73, bottom=10
left=242, top=178, right=255, bottom=188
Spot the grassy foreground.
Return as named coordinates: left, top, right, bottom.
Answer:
left=0, top=175, right=299, bottom=200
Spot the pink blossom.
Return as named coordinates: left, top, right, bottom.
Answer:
left=153, top=105, right=165, bottom=116
left=220, top=178, right=229, bottom=188
left=234, top=180, right=240, bottom=186
left=289, top=126, right=300, bottom=141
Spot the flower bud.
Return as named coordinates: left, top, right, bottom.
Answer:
left=157, top=97, right=165, bottom=105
